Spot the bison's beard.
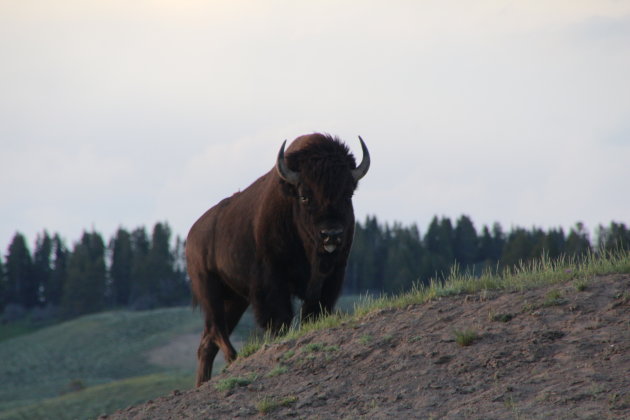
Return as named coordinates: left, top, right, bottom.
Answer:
left=317, top=252, right=342, bottom=275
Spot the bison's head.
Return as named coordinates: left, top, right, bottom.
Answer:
left=275, top=134, right=370, bottom=258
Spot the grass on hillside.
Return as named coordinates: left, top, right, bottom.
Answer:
left=0, top=321, right=43, bottom=343
left=238, top=250, right=630, bottom=356
left=0, top=372, right=193, bottom=420
left=0, top=307, right=204, bottom=414
left=356, top=250, right=630, bottom=316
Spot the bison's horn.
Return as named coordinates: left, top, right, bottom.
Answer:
left=351, top=136, right=370, bottom=182
left=276, top=140, right=300, bottom=185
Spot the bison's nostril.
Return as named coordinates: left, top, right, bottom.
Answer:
left=320, top=229, right=343, bottom=242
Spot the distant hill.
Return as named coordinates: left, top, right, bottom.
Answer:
left=0, top=307, right=209, bottom=419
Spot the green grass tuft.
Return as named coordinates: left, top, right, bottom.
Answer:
left=491, top=313, right=515, bottom=323
left=543, top=289, right=565, bottom=307
left=257, top=395, right=298, bottom=414
left=240, top=339, right=263, bottom=358
left=303, top=342, right=324, bottom=353
left=214, top=374, right=257, bottom=392
left=359, top=334, right=373, bottom=345
left=267, top=365, right=288, bottom=377
left=454, top=329, right=478, bottom=347
left=574, top=279, right=588, bottom=291
left=280, top=349, right=295, bottom=361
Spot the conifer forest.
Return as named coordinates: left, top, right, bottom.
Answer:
left=1, top=217, right=628, bottom=323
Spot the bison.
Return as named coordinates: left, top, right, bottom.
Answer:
left=186, top=133, right=370, bottom=386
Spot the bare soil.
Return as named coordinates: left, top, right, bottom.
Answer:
left=106, top=274, right=630, bottom=419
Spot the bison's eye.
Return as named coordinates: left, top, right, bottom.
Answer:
left=299, top=195, right=310, bottom=204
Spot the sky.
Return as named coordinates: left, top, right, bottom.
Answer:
left=1, top=1, right=629, bottom=249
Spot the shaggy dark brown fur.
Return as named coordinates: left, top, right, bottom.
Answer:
left=186, top=133, right=369, bottom=386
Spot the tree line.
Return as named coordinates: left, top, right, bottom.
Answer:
left=0, top=222, right=188, bottom=321
left=1, top=217, right=629, bottom=321
left=343, top=216, right=629, bottom=294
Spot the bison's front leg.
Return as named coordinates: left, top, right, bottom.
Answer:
left=251, top=268, right=294, bottom=334
left=301, top=266, right=344, bottom=322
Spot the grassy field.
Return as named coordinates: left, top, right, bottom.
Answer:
left=0, top=320, right=45, bottom=343
left=0, top=307, right=210, bottom=419
left=0, top=372, right=194, bottom=420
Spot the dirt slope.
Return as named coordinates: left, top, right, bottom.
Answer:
left=105, top=274, right=630, bottom=419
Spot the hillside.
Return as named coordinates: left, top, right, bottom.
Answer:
left=106, top=273, right=630, bottom=419
left=0, top=307, right=204, bottom=419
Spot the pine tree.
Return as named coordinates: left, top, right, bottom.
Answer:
left=32, top=231, right=53, bottom=306
left=478, top=226, right=495, bottom=266
left=173, top=235, right=188, bottom=276
left=46, top=234, right=67, bottom=306
left=424, top=216, right=441, bottom=255
left=5, top=233, right=36, bottom=308
left=565, top=222, right=591, bottom=257
left=129, top=227, right=151, bottom=308
left=346, top=216, right=390, bottom=293
left=598, top=222, right=630, bottom=252
left=530, top=228, right=547, bottom=260
left=424, top=216, right=454, bottom=278
left=542, top=228, right=566, bottom=259
left=369, top=218, right=390, bottom=292
left=501, top=228, right=533, bottom=268
left=346, top=221, right=366, bottom=293
left=383, top=223, right=424, bottom=293
left=439, top=218, right=455, bottom=261
left=61, top=231, right=107, bottom=317
left=0, top=255, right=6, bottom=312
left=148, top=222, right=178, bottom=306
left=453, top=215, right=478, bottom=268
left=172, top=235, right=190, bottom=303
left=491, top=223, right=506, bottom=261
left=109, top=228, right=133, bottom=306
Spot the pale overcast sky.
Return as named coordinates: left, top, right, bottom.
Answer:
left=1, top=1, right=629, bottom=248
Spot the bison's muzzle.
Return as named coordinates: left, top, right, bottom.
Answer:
left=320, top=228, right=344, bottom=253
